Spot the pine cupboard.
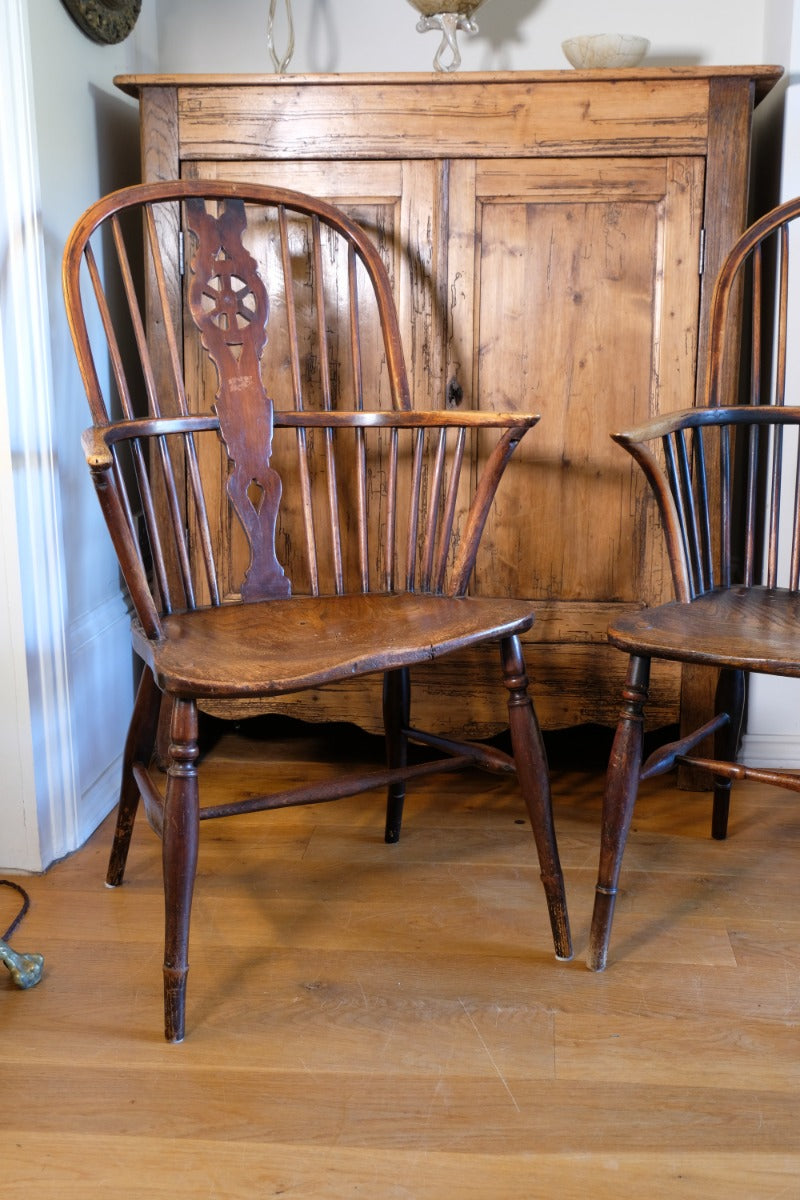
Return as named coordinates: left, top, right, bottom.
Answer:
left=115, top=68, right=781, bottom=736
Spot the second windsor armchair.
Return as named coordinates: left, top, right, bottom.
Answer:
left=588, top=196, right=800, bottom=970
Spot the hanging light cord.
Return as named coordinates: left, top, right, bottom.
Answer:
left=267, top=0, right=295, bottom=72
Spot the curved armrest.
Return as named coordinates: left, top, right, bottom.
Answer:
left=81, top=425, right=113, bottom=470
left=449, top=420, right=537, bottom=595
left=612, top=405, right=800, bottom=600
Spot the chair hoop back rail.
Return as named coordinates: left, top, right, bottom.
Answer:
left=63, top=180, right=572, bottom=1039
left=588, top=195, right=800, bottom=971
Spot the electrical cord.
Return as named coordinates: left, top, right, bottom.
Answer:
left=1, top=878, right=32, bottom=942
left=0, top=878, right=44, bottom=989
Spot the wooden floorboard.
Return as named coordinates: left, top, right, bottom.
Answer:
left=2, top=719, right=799, bottom=1197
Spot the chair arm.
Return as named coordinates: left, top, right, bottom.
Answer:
left=613, top=404, right=800, bottom=447
left=81, top=425, right=114, bottom=470
left=612, top=405, right=800, bottom=601
left=273, top=410, right=539, bottom=433
left=450, top=418, right=539, bottom=595
left=81, top=425, right=163, bottom=640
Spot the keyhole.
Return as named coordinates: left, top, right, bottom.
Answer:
left=446, top=377, right=464, bottom=408
left=247, top=479, right=265, bottom=512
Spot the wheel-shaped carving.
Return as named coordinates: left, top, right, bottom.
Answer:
left=185, top=199, right=269, bottom=360
left=198, top=266, right=263, bottom=344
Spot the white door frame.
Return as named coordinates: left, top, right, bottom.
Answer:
left=0, top=0, right=78, bottom=871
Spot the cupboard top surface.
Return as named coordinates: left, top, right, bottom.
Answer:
left=115, top=66, right=783, bottom=102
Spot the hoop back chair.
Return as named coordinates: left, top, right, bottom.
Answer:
left=63, top=180, right=572, bottom=1040
left=588, top=195, right=800, bottom=970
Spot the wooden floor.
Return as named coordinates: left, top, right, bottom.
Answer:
left=2, top=717, right=800, bottom=1198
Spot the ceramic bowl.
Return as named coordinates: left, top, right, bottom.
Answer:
left=561, top=33, right=650, bottom=70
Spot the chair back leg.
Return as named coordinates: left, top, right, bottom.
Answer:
left=711, top=667, right=746, bottom=840
left=587, top=653, right=650, bottom=971
left=383, top=667, right=410, bottom=844
left=501, top=635, right=573, bottom=962
left=107, top=666, right=161, bottom=888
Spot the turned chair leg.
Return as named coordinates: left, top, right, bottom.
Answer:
left=162, top=697, right=200, bottom=1043
left=106, top=666, right=161, bottom=888
left=587, top=654, right=650, bottom=972
left=383, top=666, right=410, bottom=844
left=500, top=635, right=572, bottom=962
left=711, top=667, right=746, bottom=840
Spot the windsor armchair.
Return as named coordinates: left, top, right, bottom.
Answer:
left=588, top=195, right=800, bottom=970
left=63, top=180, right=572, bottom=1040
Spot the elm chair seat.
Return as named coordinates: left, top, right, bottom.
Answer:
left=135, top=593, right=538, bottom=697
left=608, top=587, right=800, bottom=675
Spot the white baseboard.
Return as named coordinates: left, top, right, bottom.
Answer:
left=68, top=592, right=131, bottom=655
left=67, top=592, right=134, bottom=856
left=740, top=732, right=800, bottom=770
left=73, top=753, right=122, bottom=855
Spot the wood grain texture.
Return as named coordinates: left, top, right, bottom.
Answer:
left=2, top=722, right=799, bottom=1196
left=170, top=78, right=714, bottom=161
left=197, top=637, right=683, bottom=735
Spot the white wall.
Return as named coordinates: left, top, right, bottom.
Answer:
left=740, top=0, right=800, bottom=767
left=155, top=0, right=771, bottom=74
left=0, top=0, right=793, bottom=870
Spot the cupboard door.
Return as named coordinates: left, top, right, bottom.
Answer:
left=447, top=156, right=705, bottom=727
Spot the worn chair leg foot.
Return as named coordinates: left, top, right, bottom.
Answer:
left=501, top=635, right=572, bottom=962
left=586, top=888, right=616, bottom=972
left=161, top=697, right=200, bottom=1043
left=383, top=667, right=410, bottom=844
left=164, top=967, right=189, bottom=1043
left=107, top=665, right=161, bottom=887
left=541, top=872, right=574, bottom=962
left=587, top=654, right=650, bottom=971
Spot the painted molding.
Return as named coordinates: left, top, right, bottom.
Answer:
left=67, top=592, right=133, bottom=841
left=740, top=732, right=800, bottom=769
left=68, top=592, right=132, bottom=656
left=74, top=753, right=123, bottom=852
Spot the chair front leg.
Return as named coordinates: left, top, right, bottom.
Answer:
left=587, top=653, right=650, bottom=972
left=501, top=635, right=572, bottom=962
left=711, top=667, right=746, bottom=840
left=107, top=664, right=161, bottom=887
left=383, top=666, right=410, bottom=844
left=162, top=696, right=200, bottom=1043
